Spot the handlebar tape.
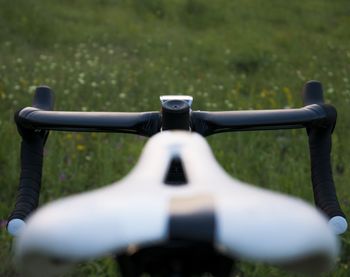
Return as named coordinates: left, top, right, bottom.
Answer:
left=8, top=127, right=46, bottom=222
left=302, top=81, right=347, bottom=234
left=307, top=104, right=345, bottom=219
left=7, top=86, right=53, bottom=236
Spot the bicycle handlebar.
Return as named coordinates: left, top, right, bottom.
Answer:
left=16, top=105, right=327, bottom=135
left=7, top=81, right=347, bottom=236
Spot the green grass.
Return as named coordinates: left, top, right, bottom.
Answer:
left=1, top=0, right=350, bottom=276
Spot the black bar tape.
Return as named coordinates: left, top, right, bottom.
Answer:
left=307, top=104, right=345, bottom=219
left=8, top=86, right=53, bottom=233
left=8, top=129, right=45, bottom=222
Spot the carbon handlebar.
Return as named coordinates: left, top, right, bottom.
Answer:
left=17, top=105, right=326, bottom=134
left=7, top=81, right=347, bottom=236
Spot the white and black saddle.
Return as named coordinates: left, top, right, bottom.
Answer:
left=14, top=131, right=339, bottom=276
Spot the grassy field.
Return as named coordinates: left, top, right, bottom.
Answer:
left=1, top=0, right=350, bottom=276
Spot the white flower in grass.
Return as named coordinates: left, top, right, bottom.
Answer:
left=28, top=86, right=36, bottom=93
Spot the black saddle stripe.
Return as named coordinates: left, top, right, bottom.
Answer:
left=168, top=194, right=216, bottom=243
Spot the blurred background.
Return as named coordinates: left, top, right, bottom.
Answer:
left=0, top=0, right=349, bottom=276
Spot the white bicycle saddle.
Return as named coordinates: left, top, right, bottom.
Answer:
left=14, top=131, right=339, bottom=276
